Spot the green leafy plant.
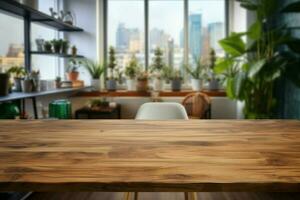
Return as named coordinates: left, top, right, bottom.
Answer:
left=89, top=98, right=109, bottom=108
left=150, top=48, right=165, bottom=73
left=107, top=46, right=118, bottom=80
left=51, top=39, right=62, bottom=53
left=82, top=59, right=104, bottom=79
left=125, top=55, right=140, bottom=79
left=7, top=66, right=25, bottom=78
left=215, top=0, right=300, bottom=119
left=67, top=58, right=82, bottom=72
left=185, top=58, right=205, bottom=80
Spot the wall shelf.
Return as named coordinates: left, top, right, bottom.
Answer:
left=0, top=0, right=83, bottom=32
left=31, top=51, right=85, bottom=58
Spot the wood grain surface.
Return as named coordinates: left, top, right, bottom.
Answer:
left=0, top=120, right=299, bottom=192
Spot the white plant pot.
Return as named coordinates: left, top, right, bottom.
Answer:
left=191, top=79, right=202, bottom=91
left=126, top=79, right=136, bottom=91
left=91, top=79, right=101, bottom=91
left=153, top=78, right=163, bottom=91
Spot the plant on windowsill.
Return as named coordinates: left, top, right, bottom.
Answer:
left=185, top=57, right=205, bottom=92
left=51, top=39, right=63, bottom=54
left=83, top=59, right=104, bottom=91
left=214, top=0, right=300, bottom=119
left=170, top=69, right=183, bottom=92
left=150, top=47, right=166, bottom=91
left=106, top=46, right=118, bottom=91
left=7, top=66, right=26, bottom=92
left=137, top=71, right=149, bottom=92
left=125, top=54, right=140, bottom=91
left=67, top=58, right=82, bottom=82
left=207, top=49, right=221, bottom=90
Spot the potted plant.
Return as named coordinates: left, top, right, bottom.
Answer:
left=0, top=69, right=10, bottom=96
left=83, top=59, right=104, bottom=91
left=51, top=39, right=62, bottom=54
left=170, top=69, right=183, bottom=91
left=150, top=48, right=165, bottom=91
left=185, top=58, right=204, bottom=91
left=7, top=66, right=25, bottom=92
left=136, top=71, right=148, bottom=92
left=207, top=49, right=219, bottom=90
left=55, top=76, right=61, bottom=88
left=67, top=58, right=81, bottom=81
left=21, top=73, right=33, bottom=93
left=125, top=55, right=140, bottom=91
left=215, top=0, right=300, bottom=119
left=89, top=98, right=110, bottom=110
left=61, top=40, right=69, bottom=54
left=30, top=70, right=40, bottom=92
left=44, top=41, right=52, bottom=52
left=106, top=46, right=118, bottom=91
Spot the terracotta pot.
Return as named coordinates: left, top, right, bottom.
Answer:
left=137, top=79, right=148, bottom=92
left=67, top=72, right=79, bottom=81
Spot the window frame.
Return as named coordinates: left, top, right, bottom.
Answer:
left=104, top=0, right=229, bottom=72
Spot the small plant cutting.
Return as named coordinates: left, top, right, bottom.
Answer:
left=125, top=55, right=140, bottom=91
left=185, top=57, right=205, bottom=91
left=150, top=47, right=166, bottom=91
left=106, top=46, right=118, bottom=91
left=83, top=59, right=104, bottom=91
left=67, top=58, right=82, bottom=81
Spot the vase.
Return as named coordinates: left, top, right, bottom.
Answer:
left=126, top=79, right=136, bottom=91
left=21, top=79, right=33, bottom=93
left=14, top=78, right=23, bottom=92
left=153, top=78, right=163, bottom=91
left=0, top=73, right=10, bottom=96
left=137, top=79, right=148, bottom=92
left=191, top=79, right=202, bottom=91
left=91, top=79, right=101, bottom=91
left=171, top=79, right=182, bottom=91
left=106, top=79, right=117, bottom=91
left=209, top=79, right=219, bottom=90
left=67, top=72, right=79, bottom=81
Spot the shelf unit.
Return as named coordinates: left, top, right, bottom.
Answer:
left=0, top=0, right=84, bottom=72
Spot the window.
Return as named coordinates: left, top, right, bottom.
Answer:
left=105, top=0, right=227, bottom=76
left=188, top=0, right=226, bottom=62
left=149, top=0, right=184, bottom=70
left=31, top=0, right=59, bottom=80
left=0, top=12, right=24, bottom=71
left=107, top=0, right=145, bottom=71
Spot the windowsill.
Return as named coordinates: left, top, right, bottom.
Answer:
left=74, top=89, right=227, bottom=98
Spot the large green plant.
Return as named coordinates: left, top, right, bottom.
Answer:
left=150, top=47, right=165, bottom=73
left=83, top=59, right=104, bottom=79
left=108, top=46, right=117, bottom=79
left=125, top=55, right=140, bottom=79
left=185, top=58, right=205, bottom=80
left=215, top=0, right=300, bottom=119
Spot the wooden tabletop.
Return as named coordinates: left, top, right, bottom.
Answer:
left=0, top=120, right=299, bottom=192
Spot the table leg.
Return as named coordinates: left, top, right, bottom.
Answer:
left=184, top=192, right=198, bottom=200
left=32, top=97, right=38, bottom=119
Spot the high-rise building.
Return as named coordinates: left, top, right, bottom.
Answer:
left=116, top=23, right=130, bottom=50
left=179, top=29, right=184, bottom=49
left=150, top=28, right=170, bottom=50
left=189, top=14, right=202, bottom=59
left=208, top=22, right=224, bottom=55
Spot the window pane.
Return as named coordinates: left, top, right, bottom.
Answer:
left=108, top=0, right=145, bottom=71
left=189, top=0, right=225, bottom=61
left=149, top=0, right=184, bottom=70
left=0, top=12, right=24, bottom=71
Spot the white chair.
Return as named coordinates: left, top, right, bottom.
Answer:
left=126, top=103, right=196, bottom=200
left=135, top=102, right=189, bottom=120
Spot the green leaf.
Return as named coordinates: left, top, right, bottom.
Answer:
left=282, top=1, right=300, bottom=13
left=248, top=21, right=261, bottom=40
left=219, top=33, right=246, bottom=57
left=214, top=58, right=233, bottom=74
left=233, top=72, right=246, bottom=99
left=248, top=59, right=266, bottom=79
left=226, top=78, right=235, bottom=99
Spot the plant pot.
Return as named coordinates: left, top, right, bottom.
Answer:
left=137, top=79, right=148, bottom=92
left=171, top=79, right=182, bottom=91
left=44, top=44, right=52, bottom=52
left=106, top=79, right=117, bottom=91
left=21, top=79, right=33, bottom=93
left=61, top=45, right=69, bottom=54
left=55, top=80, right=61, bottom=89
left=209, top=79, right=219, bottom=90
left=14, top=77, right=23, bottom=92
left=67, top=72, right=79, bottom=81
left=126, top=79, right=136, bottom=91
left=91, top=79, right=101, bottom=91
left=35, top=39, right=44, bottom=51
left=53, top=44, right=61, bottom=54
left=0, top=73, right=10, bottom=96
left=191, top=78, right=202, bottom=91
left=153, top=78, right=163, bottom=91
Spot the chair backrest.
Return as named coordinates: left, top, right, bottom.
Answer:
left=135, top=102, right=189, bottom=120
left=182, top=92, right=211, bottom=119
